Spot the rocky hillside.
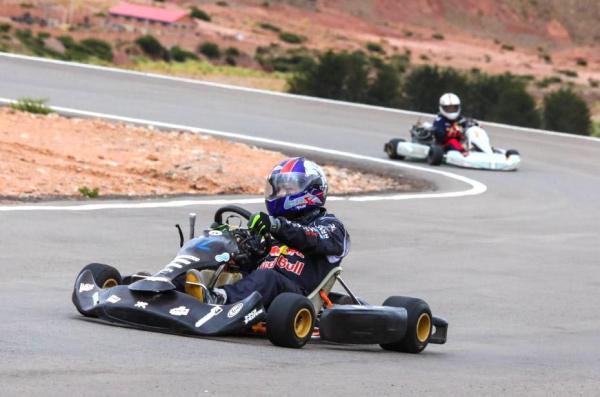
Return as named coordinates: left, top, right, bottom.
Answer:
left=256, top=0, right=599, bottom=47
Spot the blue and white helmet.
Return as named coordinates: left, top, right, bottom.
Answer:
left=265, top=157, right=328, bottom=218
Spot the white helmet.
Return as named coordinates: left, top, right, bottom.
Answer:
left=439, top=93, right=461, bottom=121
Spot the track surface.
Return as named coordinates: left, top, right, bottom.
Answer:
left=1, top=55, right=600, bottom=396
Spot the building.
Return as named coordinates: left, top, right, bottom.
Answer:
left=108, top=2, right=192, bottom=29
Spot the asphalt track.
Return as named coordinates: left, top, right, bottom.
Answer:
left=1, top=54, right=600, bottom=396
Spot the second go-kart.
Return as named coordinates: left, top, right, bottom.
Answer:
left=72, top=205, right=448, bottom=352
left=384, top=120, right=521, bottom=171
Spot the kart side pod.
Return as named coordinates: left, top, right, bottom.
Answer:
left=319, top=305, right=409, bottom=344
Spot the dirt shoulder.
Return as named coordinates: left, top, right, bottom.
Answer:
left=0, top=107, right=423, bottom=202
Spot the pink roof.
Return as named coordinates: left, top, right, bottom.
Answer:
left=109, top=2, right=187, bottom=23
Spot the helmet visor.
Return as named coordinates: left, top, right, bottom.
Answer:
left=441, top=104, right=460, bottom=113
left=265, top=172, right=313, bottom=200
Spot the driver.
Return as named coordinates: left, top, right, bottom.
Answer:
left=433, top=93, right=472, bottom=156
left=197, top=157, right=350, bottom=307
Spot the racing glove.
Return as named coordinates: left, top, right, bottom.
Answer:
left=248, top=212, right=280, bottom=236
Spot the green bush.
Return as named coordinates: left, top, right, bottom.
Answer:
left=535, top=76, right=562, bottom=88
left=259, top=22, right=281, bottom=33
left=557, top=69, right=578, bottom=78
left=575, top=57, right=587, bottom=67
left=135, top=35, right=167, bottom=60
left=543, top=88, right=591, bottom=135
left=10, top=98, right=53, bottom=114
left=78, top=186, right=100, bottom=198
left=255, top=44, right=315, bottom=72
left=0, top=23, right=12, bottom=33
left=79, top=38, right=113, bottom=61
left=225, top=46, right=240, bottom=57
left=170, top=46, right=198, bottom=62
left=190, top=6, right=211, bottom=21
left=366, top=42, right=384, bottom=54
left=501, top=44, right=514, bottom=51
left=279, top=32, right=306, bottom=44
left=589, top=78, right=599, bottom=88
left=198, top=42, right=220, bottom=59
left=432, top=33, right=444, bottom=40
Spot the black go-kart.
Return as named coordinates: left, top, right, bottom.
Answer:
left=72, top=205, right=448, bottom=352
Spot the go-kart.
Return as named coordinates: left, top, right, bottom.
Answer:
left=72, top=205, right=448, bottom=352
left=384, top=120, right=521, bottom=171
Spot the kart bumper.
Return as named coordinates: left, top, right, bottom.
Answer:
left=396, top=142, right=430, bottom=160
left=445, top=151, right=521, bottom=171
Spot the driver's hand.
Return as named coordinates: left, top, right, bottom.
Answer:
left=248, top=212, right=276, bottom=236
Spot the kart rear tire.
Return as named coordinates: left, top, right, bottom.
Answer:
left=384, top=139, right=406, bottom=160
left=505, top=149, right=520, bottom=158
left=267, top=293, right=315, bottom=349
left=380, top=296, right=432, bottom=354
left=427, top=145, right=444, bottom=166
left=72, top=263, right=122, bottom=317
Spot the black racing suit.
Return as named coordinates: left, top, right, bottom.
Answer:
left=222, top=208, right=350, bottom=307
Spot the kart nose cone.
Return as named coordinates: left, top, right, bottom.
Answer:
left=128, top=276, right=176, bottom=293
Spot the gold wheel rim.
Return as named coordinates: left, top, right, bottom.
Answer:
left=102, top=278, right=118, bottom=289
left=416, top=313, right=431, bottom=343
left=294, top=308, right=312, bottom=339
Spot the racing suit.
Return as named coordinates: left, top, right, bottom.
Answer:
left=222, top=208, right=350, bottom=307
left=433, top=114, right=470, bottom=153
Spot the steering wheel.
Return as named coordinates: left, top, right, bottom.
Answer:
left=213, top=205, right=252, bottom=226
left=213, top=205, right=272, bottom=259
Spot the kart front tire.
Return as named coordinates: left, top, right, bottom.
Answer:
left=267, top=293, right=315, bottom=349
left=384, top=139, right=406, bottom=160
left=505, top=149, right=520, bottom=158
left=427, top=145, right=444, bottom=166
left=73, top=263, right=122, bottom=317
left=380, top=296, right=432, bottom=354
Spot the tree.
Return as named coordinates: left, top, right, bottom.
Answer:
left=288, top=51, right=369, bottom=102
left=367, top=64, right=401, bottom=107
left=543, top=88, right=591, bottom=135
left=401, top=65, right=468, bottom=113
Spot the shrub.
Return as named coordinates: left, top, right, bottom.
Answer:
left=10, top=97, right=53, bottom=114
left=535, top=76, right=562, bottom=89
left=543, top=88, right=591, bottom=135
left=432, top=33, right=444, bottom=40
left=79, top=38, right=113, bottom=61
left=190, top=6, right=211, bottom=21
left=539, top=53, right=552, bottom=63
left=589, top=78, right=599, bottom=88
left=279, top=32, right=305, bottom=44
left=259, top=22, right=281, bottom=33
left=575, top=57, right=587, bottom=67
left=366, top=42, right=384, bottom=54
left=198, top=42, right=220, bottom=59
left=255, top=44, right=315, bottom=72
left=170, top=46, right=198, bottom=62
left=367, top=63, right=401, bottom=106
left=216, top=1, right=228, bottom=5
left=78, top=186, right=100, bottom=198
left=501, top=44, right=514, bottom=51
left=557, top=69, right=578, bottom=78
left=135, top=35, right=167, bottom=59
left=225, top=46, right=240, bottom=57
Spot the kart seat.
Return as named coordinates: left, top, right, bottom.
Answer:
left=307, top=266, right=342, bottom=313
left=185, top=269, right=243, bottom=300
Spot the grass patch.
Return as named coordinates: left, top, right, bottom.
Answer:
left=10, top=97, right=53, bottom=114
left=78, top=186, right=99, bottom=198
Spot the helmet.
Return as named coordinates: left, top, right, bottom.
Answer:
left=265, top=157, right=328, bottom=218
left=439, top=93, right=461, bottom=121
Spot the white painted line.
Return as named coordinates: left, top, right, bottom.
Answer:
left=0, top=99, right=486, bottom=211
left=1, top=51, right=598, bottom=142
